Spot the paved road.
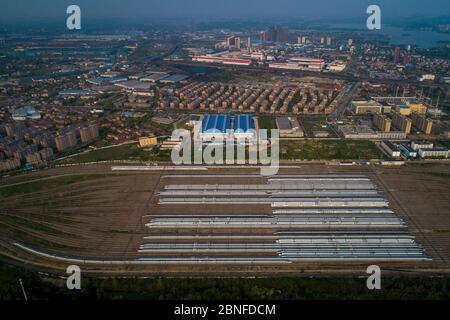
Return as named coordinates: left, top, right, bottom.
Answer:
left=330, top=81, right=360, bottom=121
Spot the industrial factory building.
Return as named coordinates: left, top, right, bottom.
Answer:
left=352, top=100, right=382, bottom=114
left=418, top=147, right=449, bottom=158
left=197, top=113, right=256, bottom=141
left=398, top=144, right=417, bottom=158
left=233, top=113, right=256, bottom=139
left=394, top=103, right=427, bottom=116
left=411, top=141, right=434, bottom=150
left=269, top=57, right=325, bottom=71
left=192, top=55, right=252, bottom=66
left=400, top=141, right=449, bottom=158
left=198, top=113, right=232, bottom=141
left=380, top=140, right=401, bottom=158
left=276, top=117, right=304, bottom=138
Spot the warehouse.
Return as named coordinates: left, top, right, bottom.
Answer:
left=276, top=117, right=304, bottom=138
left=351, top=100, right=382, bottom=114
left=411, top=141, right=434, bottom=151
left=381, top=140, right=401, bottom=158
left=199, top=114, right=232, bottom=141
left=140, top=72, right=170, bottom=82
left=337, top=125, right=378, bottom=139
left=233, top=113, right=256, bottom=140
left=418, top=147, right=449, bottom=158
left=398, top=144, right=417, bottom=158
left=198, top=113, right=257, bottom=141
left=192, top=55, right=252, bottom=66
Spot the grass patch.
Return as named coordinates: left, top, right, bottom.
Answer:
left=298, top=115, right=335, bottom=137
left=209, top=70, right=235, bottom=82
left=58, top=144, right=171, bottom=164
left=436, top=140, right=450, bottom=148
left=280, top=140, right=382, bottom=160
left=0, top=174, right=112, bottom=198
left=258, top=116, right=276, bottom=138
left=258, top=116, right=276, bottom=130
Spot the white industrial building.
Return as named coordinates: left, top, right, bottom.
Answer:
left=381, top=141, right=401, bottom=158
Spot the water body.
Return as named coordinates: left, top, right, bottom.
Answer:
left=332, top=23, right=450, bottom=48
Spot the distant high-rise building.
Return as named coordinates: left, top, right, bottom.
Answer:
left=347, top=38, right=353, bottom=47
left=4, top=122, right=26, bottom=138
left=320, top=37, right=325, bottom=44
left=25, top=152, right=42, bottom=164
left=267, top=26, right=276, bottom=42
left=55, top=126, right=78, bottom=152
left=392, top=111, right=412, bottom=134
left=246, top=37, right=252, bottom=49
left=79, top=123, right=100, bottom=143
left=260, top=31, right=268, bottom=42
left=373, top=114, right=392, bottom=132
left=411, top=112, right=433, bottom=135
left=226, top=36, right=234, bottom=47
left=403, top=53, right=410, bottom=65
left=326, top=36, right=332, bottom=46
left=393, top=47, right=401, bottom=64
left=234, top=37, right=241, bottom=49
left=39, top=148, right=54, bottom=161
left=264, top=25, right=288, bottom=43
left=0, top=158, right=21, bottom=172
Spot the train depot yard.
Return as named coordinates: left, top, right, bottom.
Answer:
left=0, top=163, right=448, bottom=276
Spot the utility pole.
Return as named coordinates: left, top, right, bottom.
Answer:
left=19, top=278, right=28, bottom=301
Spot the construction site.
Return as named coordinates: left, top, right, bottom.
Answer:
left=0, top=163, right=449, bottom=276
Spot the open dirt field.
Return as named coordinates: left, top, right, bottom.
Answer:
left=0, top=163, right=449, bottom=276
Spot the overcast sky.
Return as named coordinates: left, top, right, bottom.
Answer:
left=0, top=0, right=449, bottom=23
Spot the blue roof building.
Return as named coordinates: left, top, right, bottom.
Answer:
left=398, top=144, right=417, bottom=158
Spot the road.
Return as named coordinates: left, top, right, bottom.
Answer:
left=130, top=45, right=179, bottom=64
left=330, top=81, right=360, bottom=121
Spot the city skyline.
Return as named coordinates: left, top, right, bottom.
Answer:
left=0, top=0, right=449, bottom=24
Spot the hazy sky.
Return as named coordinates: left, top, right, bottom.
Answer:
left=0, top=0, right=449, bottom=23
